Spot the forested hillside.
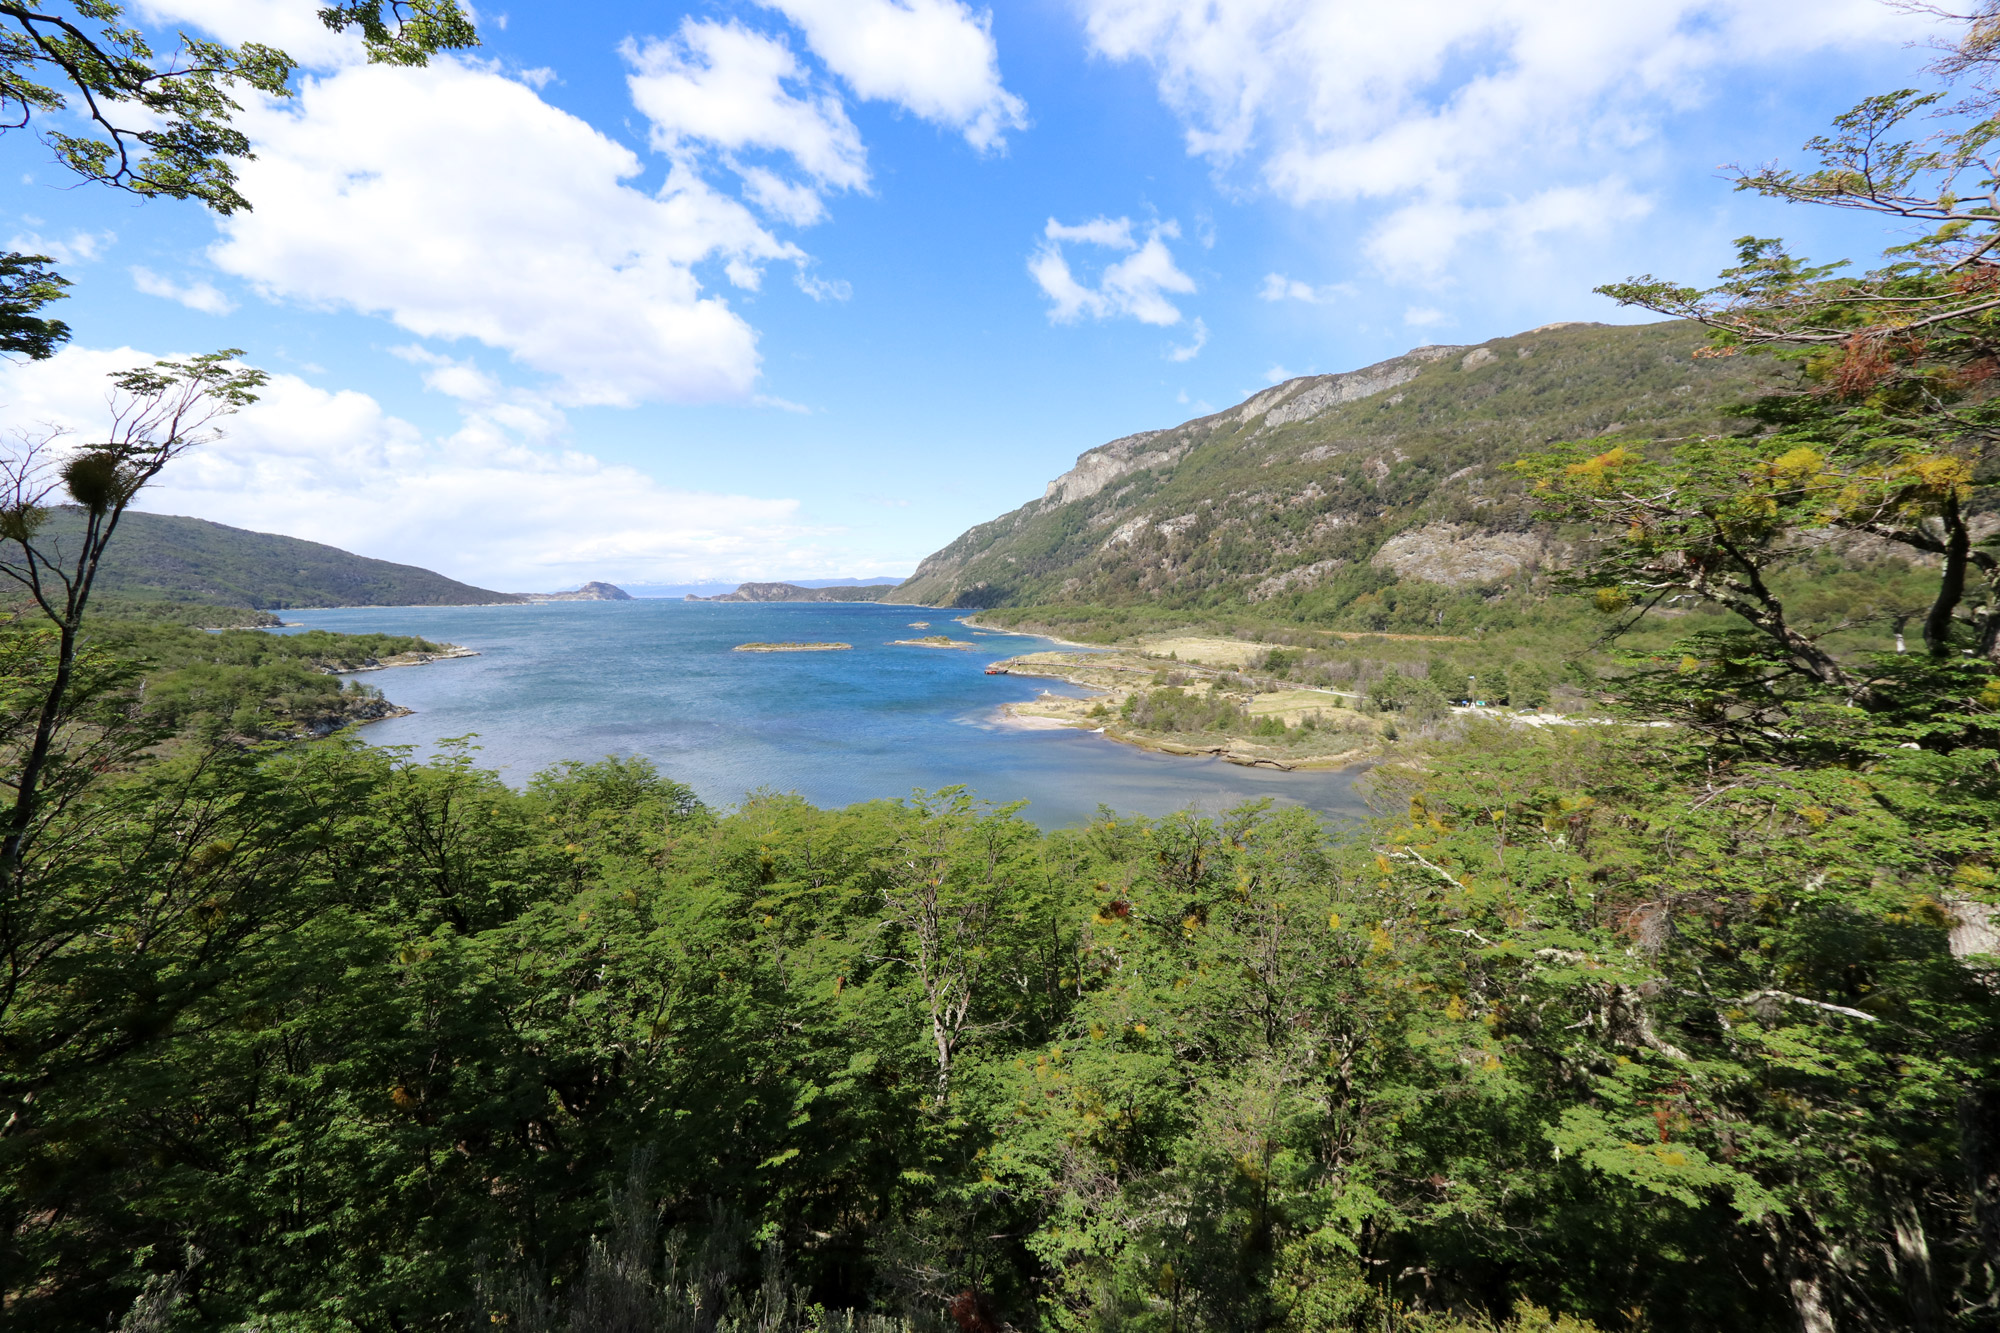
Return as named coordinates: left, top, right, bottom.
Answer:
left=41, top=508, right=522, bottom=609
left=895, top=321, right=1780, bottom=623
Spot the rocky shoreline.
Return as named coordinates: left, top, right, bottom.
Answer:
left=336, top=645, right=481, bottom=673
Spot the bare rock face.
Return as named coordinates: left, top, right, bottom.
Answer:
left=1255, top=346, right=1461, bottom=431
left=1042, top=431, right=1186, bottom=506
left=1370, top=523, right=1551, bottom=588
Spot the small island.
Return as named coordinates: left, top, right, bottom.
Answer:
left=891, top=635, right=979, bottom=650
left=733, top=641, right=853, bottom=652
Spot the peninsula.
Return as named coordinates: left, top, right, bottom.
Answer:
left=978, top=629, right=1585, bottom=771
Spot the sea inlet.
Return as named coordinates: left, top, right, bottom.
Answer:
left=283, top=600, right=1369, bottom=829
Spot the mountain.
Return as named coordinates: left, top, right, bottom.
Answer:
left=618, top=578, right=899, bottom=598
left=519, top=582, right=633, bottom=601
left=892, top=320, right=1781, bottom=614
left=687, top=581, right=898, bottom=603
left=33, top=509, right=523, bottom=609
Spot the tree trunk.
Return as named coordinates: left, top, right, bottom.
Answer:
left=1771, top=1223, right=1838, bottom=1333
left=1963, top=1082, right=2000, bottom=1294
left=1924, top=500, right=1970, bottom=658
left=0, top=614, right=79, bottom=895
left=1884, top=1184, right=1939, bottom=1333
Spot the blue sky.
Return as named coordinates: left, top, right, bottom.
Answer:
left=0, top=0, right=1946, bottom=590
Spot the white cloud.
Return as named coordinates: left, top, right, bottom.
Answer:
left=389, top=344, right=506, bottom=404
left=760, top=0, right=1027, bottom=150
left=1259, top=272, right=1347, bottom=304
left=1366, top=180, right=1655, bottom=280
left=0, top=345, right=843, bottom=587
left=1166, top=316, right=1207, bottom=362
left=210, top=59, right=798, bottom=407
left=1031, top=216, right=1195, bottom=327
left=1403, top=306, right=1449, bottom=327
left=130, top=266, right=237, bottom=315
left=135, top=0, right=366, bottom=68
left=1079, top=0, right=1924, bottom=275
left=8, top=230, right=114, bottom=265
left=795, top=270, right=852, bottom=301
left=740, top=166, right=831, bottom=226
left=1045, top=216, right=1135, bottom=248
left=1263, top=364, right=1292, bottom=383
left=623, top=19, right=869, bottom=200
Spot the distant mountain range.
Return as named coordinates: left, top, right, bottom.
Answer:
left=624, top=578, right=901, bottom=598
left=890, top=320, right=1779, bottom=611
left=518, top=582, right=633, bottom=602
left=41, top=509, right=524, bottom=609
left=686, top=581, right=897, bottom=603
left=20, top=511, right=900, bottom=614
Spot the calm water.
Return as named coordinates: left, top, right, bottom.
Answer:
left=282, top=601, right=1369, bottom=828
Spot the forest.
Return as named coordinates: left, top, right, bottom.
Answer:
left=0, top=2, right=1997, bottom=1331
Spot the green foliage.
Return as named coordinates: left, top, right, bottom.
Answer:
left=83, top=617, right=448, bottom=737
left=1121, top=684, right=1251, bottom=734
left=0, top=251, right=69, bottom=360
left=0, top=0, right=476, bottom=214
left=0, top=691, right=1988, bottom=1332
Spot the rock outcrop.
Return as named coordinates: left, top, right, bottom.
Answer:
left=1369, top=523, right=1554, bottom=588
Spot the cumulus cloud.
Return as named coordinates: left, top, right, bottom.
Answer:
left=1030, top=216, right=1195, bottom=327
left=209, top=60, right=798, bottom=407
left=0, top=345, right=841, bottom=587
left=1079, top=0, right=1924, bottom=276
left=760, top=0, right=1026, bottom=149
left=130, top=266, right=237, bottom=315
left=1403, top=306, right=1449, bottom=327
left=624, top=19, right=869, bottom=214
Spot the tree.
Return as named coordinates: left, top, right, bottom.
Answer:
left=877, top=788, right=1034, bottom=1104
left=0, top=252, right=67, bottom=361
left=0, top=0, right=476, bottom=213
left=1562, top=10, right=2000, bottom=666
left=0, top=351, right=265, bottom=896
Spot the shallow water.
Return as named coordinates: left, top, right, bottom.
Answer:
left=282, top=601, right=1369, bottom=829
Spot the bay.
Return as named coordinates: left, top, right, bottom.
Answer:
left=283, top=600, right=1370, bottom=828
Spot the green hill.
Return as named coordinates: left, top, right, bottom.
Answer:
left=894, top=320, right=1781, bottom=622
left=30, top=508, right=522, bottom=609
